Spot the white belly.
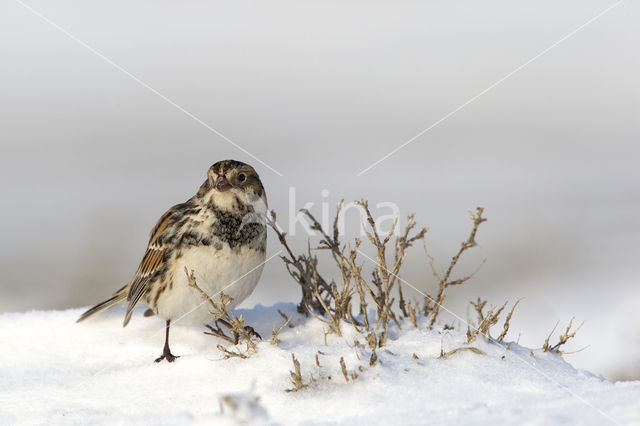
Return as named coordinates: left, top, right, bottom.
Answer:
left=155, top=245, right=266, bottom=325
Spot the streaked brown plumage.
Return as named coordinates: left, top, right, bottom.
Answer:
left=77, top=160, right=267, bottom=362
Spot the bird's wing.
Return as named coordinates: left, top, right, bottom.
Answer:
left=123, top=202, right=188, bottom=326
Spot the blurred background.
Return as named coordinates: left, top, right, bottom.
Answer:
left=1, top=0, right=638, bottom=381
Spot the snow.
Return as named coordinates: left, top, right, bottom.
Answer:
left=1, top=304, right=639, bottom=425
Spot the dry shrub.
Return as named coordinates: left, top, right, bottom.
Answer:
left=271, top=202, right=490, bottom=341
left=466, top=298, right=507, bottom=342
left=270, top=199, right=427, bottom=348
left=286, top=353, right=306, bottom=392
left=270, top=201, right=489, bottom=388
left=271, top=310, right=290, bottom=346
left=465, top=298, right=524, bottom=344
left=542, top=318, right=588, bottom=354
left=268, top=200, right=584, bottom=389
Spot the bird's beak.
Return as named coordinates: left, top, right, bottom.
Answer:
left=215, top=175, right=231, bottom=192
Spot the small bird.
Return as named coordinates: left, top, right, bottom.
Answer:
left=77, top=160, right=267, bottom=362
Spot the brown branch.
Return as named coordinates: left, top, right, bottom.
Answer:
left=271, top=310, right=291, bottom=346
left=440, top=346, right=485, bottom=358
left=268, top=210, right=333, bottom=315
left=339, top=357, right=349, bottom=382
left=542, top=318, right=585, bottom=354
left=286, top=353, right=306, bottom=392
left=429, top=207, right=487, bottom=327
left=354, top=201, right=426, bottom=345
left=542, top=321, right=559, bottom=352
left=498, top=298, right=523, bottom=342
left=407, top=301, right=418, bottom=328
left=466, top=298, right=507, bottom=343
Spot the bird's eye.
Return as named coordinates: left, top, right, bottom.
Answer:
left=238, top=173, right=246, bottom=182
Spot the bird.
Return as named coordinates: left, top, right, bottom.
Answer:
left=77, top=160, right=268, bottom=362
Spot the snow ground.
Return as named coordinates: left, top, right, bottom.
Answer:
left=1, top=304, right=639, bottom=426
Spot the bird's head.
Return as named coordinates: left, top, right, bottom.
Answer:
left=198, top=160, right=266, bottom=211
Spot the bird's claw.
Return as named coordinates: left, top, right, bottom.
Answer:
left=244, top=325, right=262, bottom=340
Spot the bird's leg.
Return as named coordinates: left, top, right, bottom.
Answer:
left=154, top=320, right=179, bottom=363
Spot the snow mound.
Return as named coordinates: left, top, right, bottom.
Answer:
left=1, top=304, right=638, bottom=425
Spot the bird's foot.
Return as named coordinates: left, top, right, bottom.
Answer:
left=205, top=320, right=261, bottom=343
left=154, top=349, right=179, bottom=363
left=244, top=325, right=262, bottom=340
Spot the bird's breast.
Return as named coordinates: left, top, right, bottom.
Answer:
left=153, top=243, right=266, bottom=325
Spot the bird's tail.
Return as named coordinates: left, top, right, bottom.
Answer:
left=76, top=285, right=128, bottom=323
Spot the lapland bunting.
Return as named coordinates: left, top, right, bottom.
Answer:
left=77, top=160, right=267, bottom=362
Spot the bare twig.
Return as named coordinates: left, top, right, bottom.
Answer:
left=217, top=344, right=248, bottom=360
left=393, top=213, right=428, bottom=317
left=366, top=332, right=379, bottom=366
left=466, top=298, right=507, bottom=343
left=286, top=353, right=306, bottom=392
left=339, top=357, right=349, bottom=382
left=407, top=301, right=418, bottom=328
left=498, top=298, right=523, bottom=342
left=542, top=318, right=585, bottom=354
left=204, top=322, right=236, bottom=344
left=440, top=346, right=485, bottom=358
left=271, top=310, right=291, bottom=345
left=268, top=211, right=333, bottom=315
left=428, top=207, right=487, bottom=327
left=354, top=201, right=426, bottom=345
left=542, top=321, right=560, bottom=351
